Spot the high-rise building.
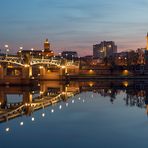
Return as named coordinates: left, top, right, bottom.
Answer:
left=93, top=41, right=117, bottom=59
left=44, top=39, right=51, bottom=52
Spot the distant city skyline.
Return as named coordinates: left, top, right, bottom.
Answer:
left=0, top=0, right=148, bottom=56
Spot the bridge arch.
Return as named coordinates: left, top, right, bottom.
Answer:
left=0, top=60, right=24, bottom=67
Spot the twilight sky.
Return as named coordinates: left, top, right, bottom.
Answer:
left=0, top=0, right=148, bottom=56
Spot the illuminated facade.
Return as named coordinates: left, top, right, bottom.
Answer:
left=93, top=41, right=117, bottom=59
left=44, top=38, right=51, bottom=52
left=19, top=39, right=54, bottom=58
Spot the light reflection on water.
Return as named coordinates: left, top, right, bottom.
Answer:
left=0, top=80, right=148, bottom=148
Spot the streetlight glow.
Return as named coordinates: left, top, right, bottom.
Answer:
left=5, top=45, right=8, bottom=48
left=51, top=109, right=54, bottom=113
left=20, top=122, right=24, bottom=126
left=20, top=47, right=23, bottom=50
left=31, top=117, right=35, bottom=121
left=5, top=128, right=10, bottom=132
left=42, top=113, right=45, bottom=117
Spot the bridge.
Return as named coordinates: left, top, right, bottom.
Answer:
left=0, top=56, right=78, bottom=67
left=0, top=80, right=148, bottom=123
left=0, top=82, right=80, bottom=122
left=0, top=55, right=80, bottom=84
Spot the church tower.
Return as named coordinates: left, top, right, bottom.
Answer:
left=44, top=38, right=51, bottom=52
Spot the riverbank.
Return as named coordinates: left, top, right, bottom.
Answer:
left=68, top=75, right=148, bottom=80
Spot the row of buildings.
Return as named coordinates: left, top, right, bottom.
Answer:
left=3, top=33, right=147, bottom=67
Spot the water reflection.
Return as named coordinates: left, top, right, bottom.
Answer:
left=0, top=80, right=148, bottom=125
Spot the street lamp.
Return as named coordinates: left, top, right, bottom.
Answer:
left=66, top=54, right=68, bottom=59
left=31, top=48, right=34, bottom=51
left=72, top=55, right=74, bottom=63
left=31, top=48, right=34, bottom=59
left=19, top=47, right=23, bottom=60
left=42, top=49, right=44, bottom=60
left=5, top=45, right=9, bottom=58
left=58, top=52, right=61, bottom=57
left=6, top=49, right=9, bottom=57
left=5, top=45, right=8, bottom=48
left=20, top=47, right=23, bottom=50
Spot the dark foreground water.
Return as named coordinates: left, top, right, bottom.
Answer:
left=0, top=81, right=148, bottom=148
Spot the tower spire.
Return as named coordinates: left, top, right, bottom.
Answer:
left=44, top=38, right=51, bottom=51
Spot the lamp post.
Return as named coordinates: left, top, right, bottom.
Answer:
left=31, top=48, right=34, bottom=60
left=5, top=45, right=9, bottom=58
left=59, top=52, right=61, bottom=56
left=42, top=49, right=44, bottom=60
left=31, top=48, right=34, bottom=51
left=20, top=46, right=23, bottom=51
left=6, top=49, right=9, bottom=57
left=19, top=47, right=23, bottom=61
left=65, top=53, right=68, bottom=66
left=66, top=53, right=68, bottom=59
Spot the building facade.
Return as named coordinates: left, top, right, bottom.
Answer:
left=18, top=39, right=54, bottom=59
left=61, top=51, right=78, bottom=60
left=44, top=38, right=51, bottom=52
left=93, top=41, right=117, bottom=59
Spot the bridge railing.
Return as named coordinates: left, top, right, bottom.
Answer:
left=0, top=56, right=23, bottom=65
left=31, top=58, right=62, bottom=66
left=0, top=55, right=79, bottom=67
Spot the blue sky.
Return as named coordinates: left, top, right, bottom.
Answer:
left=0, top=0, right=148, bottom=55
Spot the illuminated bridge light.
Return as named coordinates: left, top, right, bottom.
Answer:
left=20, top=122, right=24, bottom=126
left=39, top=66, right=43, bottom=69
left=66, top=103, right=69, bottom=107
left=122, top=70, right=129, bottom=76
left=123, top=81, right=129, bottom=87
left=42, top=113, right=45, bottom=117
left=89, top=82, right=94, bottom=87
left=24, top=64, right=29, bottom=68
left=40, top=91, right=44, bottom=95
left=61, top=66, right=65, bottom=69
left=31, top=117, right=35, bottom=121
left=5, top=128, right=10, bottom=132
left=51, top=109, right=54, bottom=113
left=78, top=97, right=81, bottom=100
left=83, top=99, right=85, bottom=103
left=59, top=105, right=62, bottom=109
left=62, top=92, right=66, bottom=95
left=72, top=100, right=75, bottom=103
left=5, top=44, right=8, bottom=48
